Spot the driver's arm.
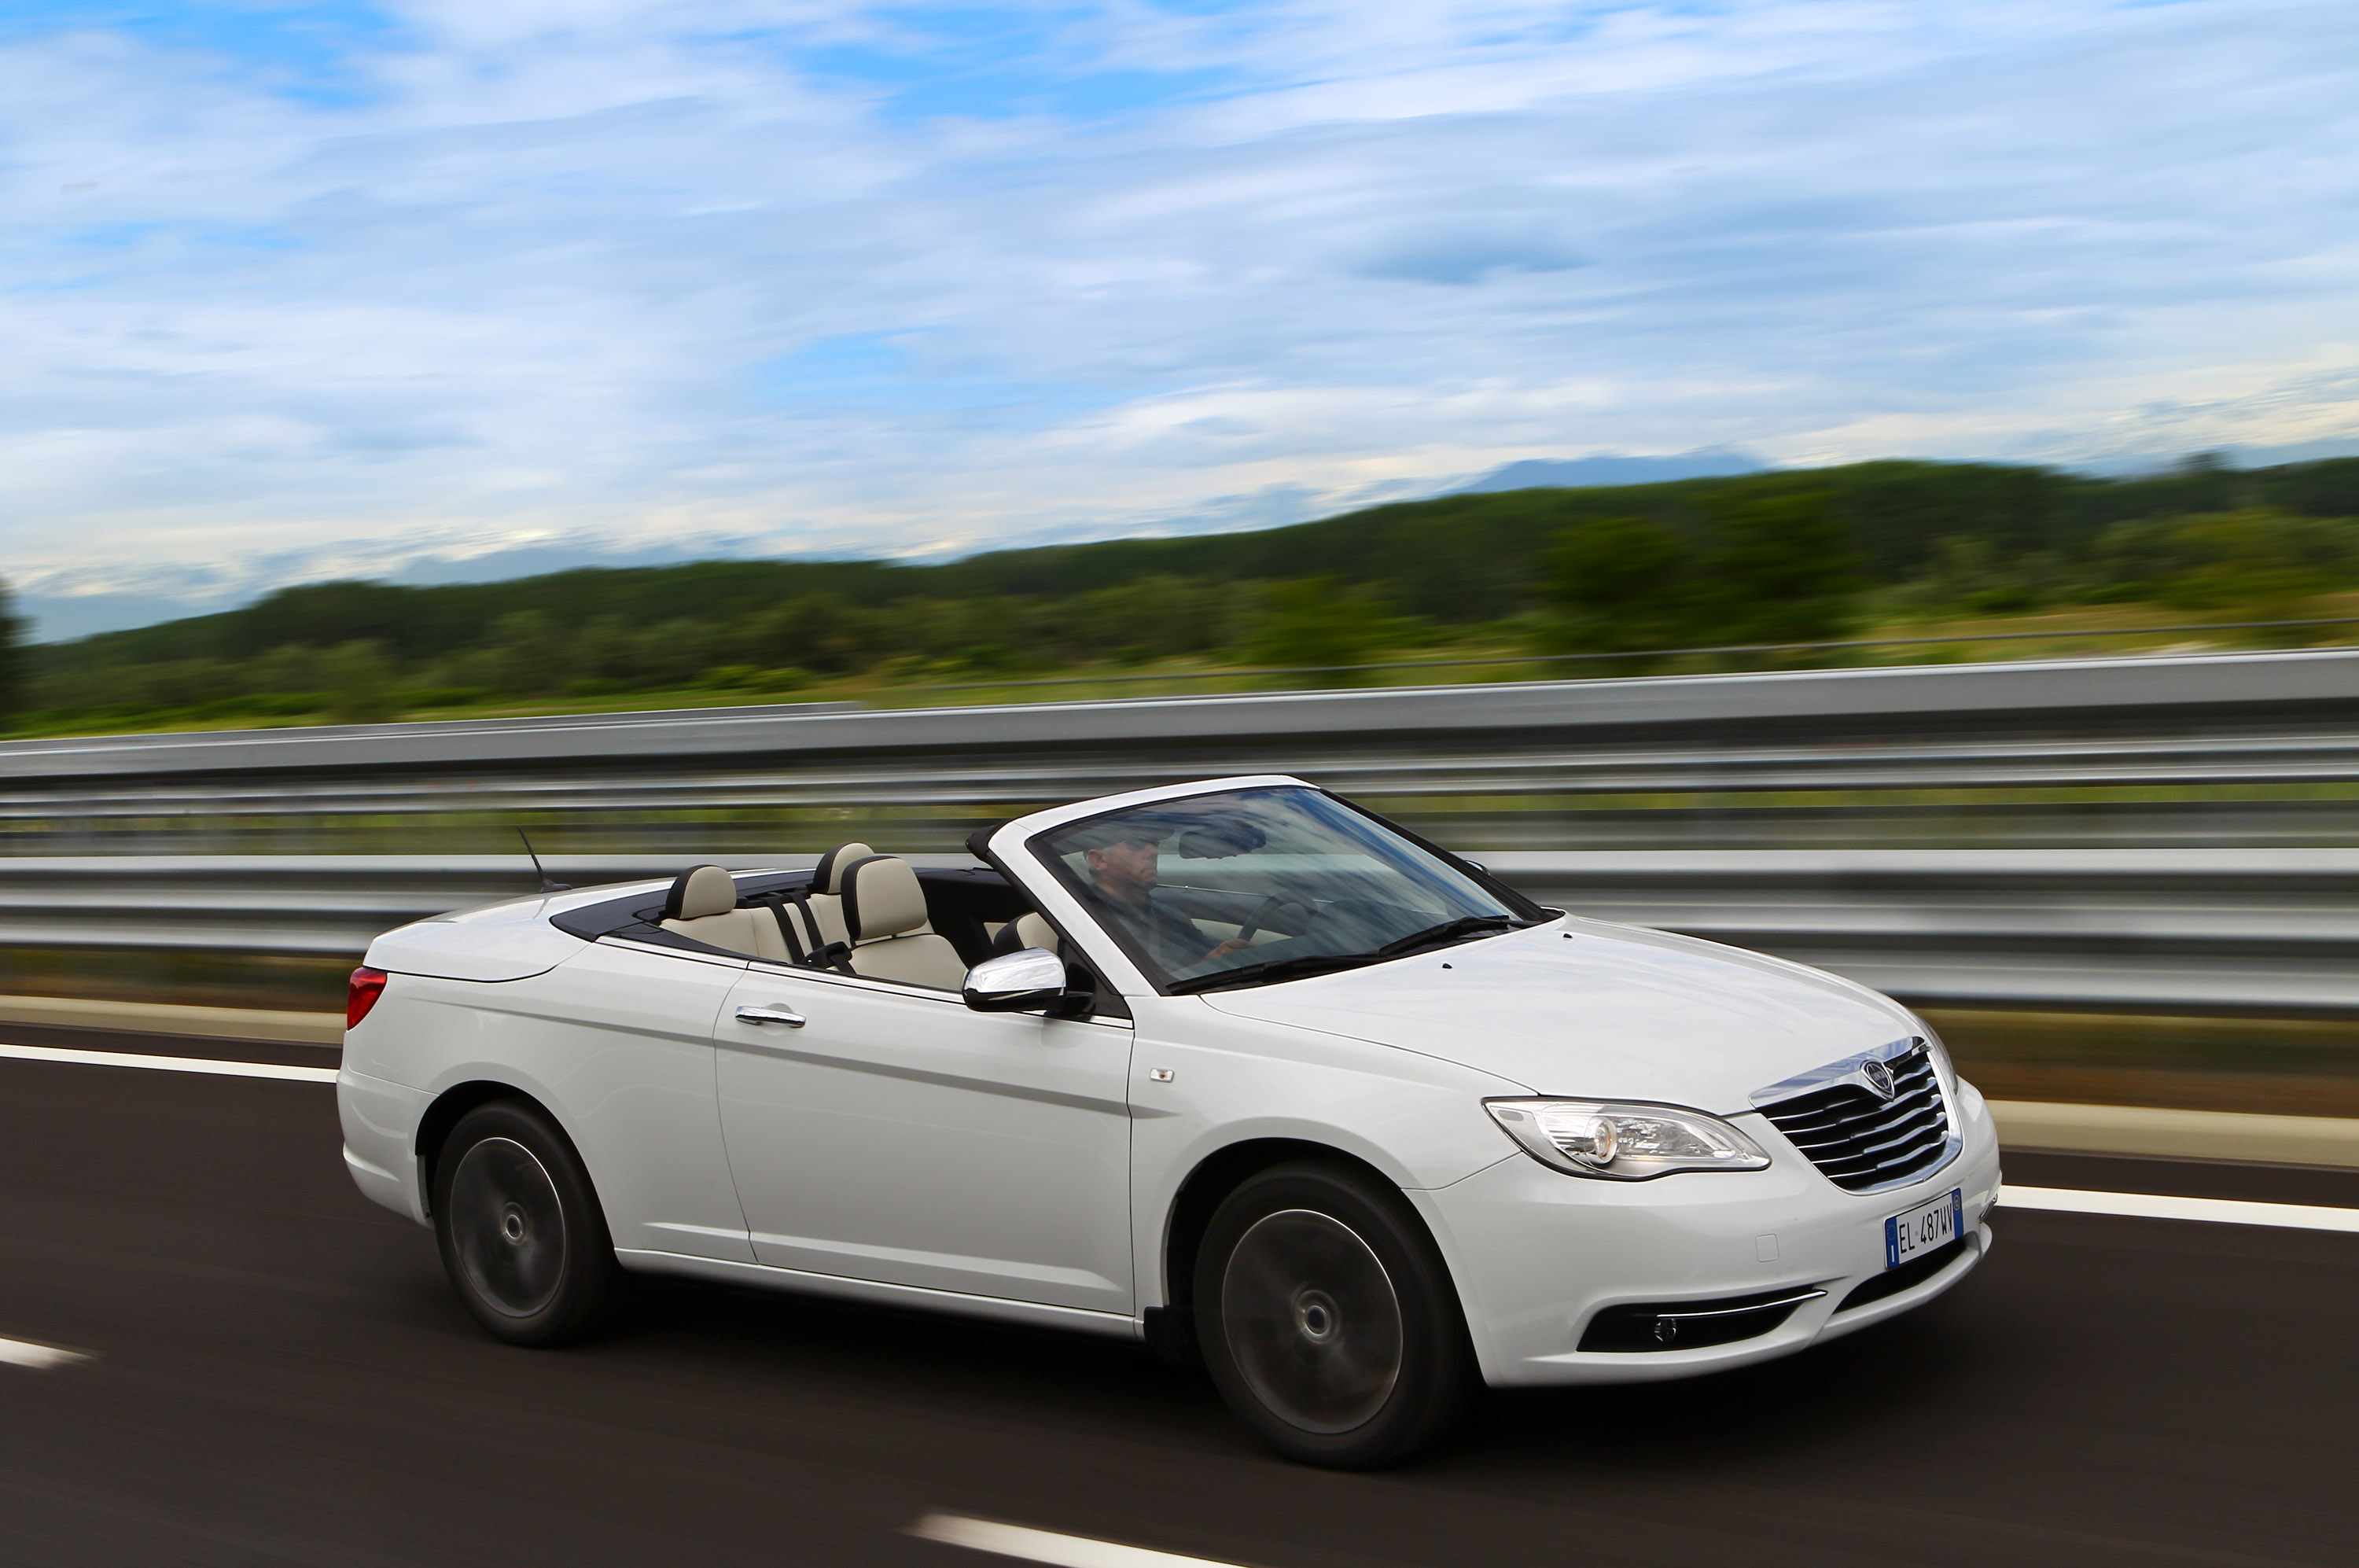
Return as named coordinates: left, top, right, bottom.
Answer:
left=1145, top=899, right=1248, bottom=963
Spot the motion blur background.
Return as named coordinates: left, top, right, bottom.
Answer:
left=4, top=0, right=2359, bottom=1128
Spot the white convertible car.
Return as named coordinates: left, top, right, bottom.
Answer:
left=340, top=775, right=2000, bottom=1466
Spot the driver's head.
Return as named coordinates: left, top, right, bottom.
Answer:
left=1084, top=833, right=1162, bottom=904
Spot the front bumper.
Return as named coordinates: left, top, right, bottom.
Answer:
left=1419, top=1088, right=2003, bottom=1386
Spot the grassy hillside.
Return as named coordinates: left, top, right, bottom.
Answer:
left=13, top=454, right=2359, bottom=735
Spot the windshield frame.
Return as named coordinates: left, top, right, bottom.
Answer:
left=1023, top=783, right=1551, bottom=997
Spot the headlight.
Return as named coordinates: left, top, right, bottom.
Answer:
left=1485, top=1099, right=1771, bottom=1180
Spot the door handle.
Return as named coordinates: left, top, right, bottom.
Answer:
left=734, top=1005, right=807, bottom=1028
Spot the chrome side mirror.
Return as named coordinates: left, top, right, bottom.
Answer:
left=962, top=948, right=1070, bottom=1013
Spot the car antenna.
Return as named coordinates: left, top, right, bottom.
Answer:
left=517, top=829, right=572, bottom=893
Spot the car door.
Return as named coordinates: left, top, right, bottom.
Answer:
left=494, top=937, right=755, bottom=1263
left=711, top=961, right=1135, bottom=1316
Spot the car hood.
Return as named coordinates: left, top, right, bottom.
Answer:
left=1200, top=916, right=1923, bottom=1115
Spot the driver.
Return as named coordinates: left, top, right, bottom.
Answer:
left=1079, top=825, right=1252, bottom=971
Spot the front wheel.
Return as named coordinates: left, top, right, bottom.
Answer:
left=1194, top=1161, right=1474, bottom=1467
left=432, top=1099, right=620, bottom=1345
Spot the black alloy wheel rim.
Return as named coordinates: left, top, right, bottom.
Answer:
left=450, top=1136, right=568, bottom=1318
left=1220, top=1208, right=1404, bottom=1434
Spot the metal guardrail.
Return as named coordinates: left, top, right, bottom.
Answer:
left=9, top=650, right=2359, bottom=1012
left=8, top=652, right=2359, bottom=856
left=8, top=849, right=2359, bottom=1015
left=6, top=647, right=2359, bottom=790
left=900, top=614, right=2359, bottom=694
left=1494, top=850, right=2359, bottom=1015
left=0, top=856, right=691, bottom=959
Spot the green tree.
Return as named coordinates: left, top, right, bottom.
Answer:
left=1912, top=536, right=2048, bottom=614
left=619, top=617, right=730, bottom=689
left=2088, top=508, right=2359, bottom=624
left=247, top=643, right=322, bottom=697
left=323, top=641, right=397, bottom=723
left=1701, top=491, right=1865, bottom=648
left=2155, top=510, right=2354, bottom=613
left=488, top=611, right=572, bottom=694
left=1069, top=576, right=1239, bottom=662
left=750, top=594, right=884, bottom=675
left=1537, top=514, right=1703, bottom=654
left=569, top=615, right=639, bottom=683
left=133, top=658, right=234, bottom=709
left=1245, top=578, right=1396, bottom=682
left=0, top=579, right=23, bottom=725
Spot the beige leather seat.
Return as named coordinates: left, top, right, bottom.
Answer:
left=811, top=841, right=874, bottom=896
left=778, top=840, right=870, bottom=957
left=837, top=855, right=967, bottom=989
left=1011, top=912, right=1061, bottom=955
left=984, top=911, right=1063, bottom=959
left=830, top=841, right=931, bottom=931
left=659, top=865, right=789, bottom=960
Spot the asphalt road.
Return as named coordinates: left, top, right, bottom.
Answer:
left=2, top=1031, right=2354, bottom=1568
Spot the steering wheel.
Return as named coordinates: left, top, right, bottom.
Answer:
left=1235, top=895, right=1297, bottom=945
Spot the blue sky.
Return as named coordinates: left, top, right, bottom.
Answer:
left=4, top=0, right=2357, bottom=625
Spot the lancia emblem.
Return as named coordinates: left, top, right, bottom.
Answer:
left=1860, top=1059, right=1896, bottom=1099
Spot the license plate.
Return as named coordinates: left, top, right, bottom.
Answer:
left=1885, top=1189, right=1963, bottom=1269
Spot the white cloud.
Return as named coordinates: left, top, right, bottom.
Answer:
left=2, top=0, right=2356, bottom=613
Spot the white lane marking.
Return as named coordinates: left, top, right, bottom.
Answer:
left=0, top=1041, right=338, bottom=1084
left=2001, top=1185, right=2359, bottom=1233
left=911, top=1514, right=1253, bottom=1568
left=0, top=1336, right=91, bottom=1371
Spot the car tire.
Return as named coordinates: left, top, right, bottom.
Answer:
left=1194, top=1161, right=1474, bottom=1467
left=431, top=1099, right=621, bottom=1346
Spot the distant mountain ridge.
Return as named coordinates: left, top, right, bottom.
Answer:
left=31, top=455, right=2359, bottom=679
left=12, top=453, right=1765, bottom=640
left=1446, top=451, right=1766, bottom=494
left=20, top=448, right=2359, bottom=646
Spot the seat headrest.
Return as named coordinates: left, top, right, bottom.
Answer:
left=664, top=864, right=738, bottom=922
left=840, top=856, right=928, bottom=941
left=990, top=911, right=1062, bottom=959
left=1015, top=912, right=1061, bottom=955
left=811, top=841, right=877, bottom=895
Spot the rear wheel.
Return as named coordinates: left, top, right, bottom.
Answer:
left=432, top=1100, right=620, bottom=1345
left=1194, top=1161, right=1474, bottom=1467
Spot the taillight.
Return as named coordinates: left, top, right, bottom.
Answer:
left=347, top=966, right=388, bottom=1030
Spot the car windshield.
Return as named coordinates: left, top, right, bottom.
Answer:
left=1030, top=786, right=1537, bottom=993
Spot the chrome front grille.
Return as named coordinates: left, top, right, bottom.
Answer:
left=1754, top=1040, right=1952, bottom=1193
